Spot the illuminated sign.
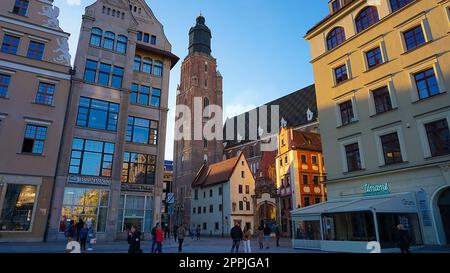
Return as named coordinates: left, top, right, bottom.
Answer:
left=362, top=183, right=390, bottom=196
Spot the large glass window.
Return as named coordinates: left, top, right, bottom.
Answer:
left=0, top=74, right=11, bottom=97
left=0, top=184, right=37, bottom=231
left=326, top=27, right=346, bottom=51
left=390, top=0, right=414, bottom=13
left=90, top=27, right=102, bottom=47
left=126, top=116, right=158, bottom=145
left=111, top=66, right=124, bottom=89
left=22, top=124, right=47, bottom=154
left=117, top=195, right=153, bottom=233
left=60, top=188, right=109, bottom=233
left=151, top=88, right=161, bottom=108
left=380, top=132, right=403, bottom=165
left=35, top=82, right=55, bottom=105
left=345, top=142, right=362, bottom=172
left=12, top=0, right=29, bottom=16
left=339, top=100, right=355, bottom=125
left=355, top=6, right=379, bottom=33
left=69, top=138, right=115, bottom=177
left=366, top=47, right=383, bottom=69
left=76, top=97, right=119, bottom=131
left=334, top=64, right=348, bottom=84
left=98, top=63, right=111, bottom=86
left=295, top=220, right=321, bottom=240
left=121, top=152, right=156, bottom=185
left=1, top=35, right=20, bottom=54
left=414, top=68, right=439, bottom=100
left=372, top=86, right=392, bottom=114
left=323, top=212, right=376, bottom=241
left=377, top=213, right=422, bottom=248
left=84, top=59, right=97, bottom=83
left=425, top=119, right=450, bottom=157
left=403, top=25, right=425, bottom=51
left=103, top=31, right=115, bottom=50
left=153, top=61, right=163, bottom=77
left=27, top=41, right=45, bottom=60
left=116, top=35, right=127, bottom=54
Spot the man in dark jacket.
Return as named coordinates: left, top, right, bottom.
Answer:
left=76, top=218, right=84, bottom=241
left=128, top=225, right=142, bottom=253
left=230, top=222, right=243, bottom=253
left=396, top=224, right=411, bottom=253
left=263, top=224, right=272, bottom=249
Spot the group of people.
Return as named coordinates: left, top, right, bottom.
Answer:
left=229, top=221, right=281, bottom=253
left=64, top=218, right=95, bottom=251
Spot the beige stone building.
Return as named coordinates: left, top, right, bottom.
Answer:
left=45, top=0, right=178, bottom=241
left=293, top=0, right=450, bottom=252
left=0, top=0, right=71, bottom=242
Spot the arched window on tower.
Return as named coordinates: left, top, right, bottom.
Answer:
left=326, top=27, right=346, bottom=51
left=355, top=6, right=379, bottom=33
left=90, top=27, right=102, bottom=47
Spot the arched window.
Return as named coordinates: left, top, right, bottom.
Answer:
left=133, top=55, right=141, bottom=72
left=142, top=58, right=152, bottom=74
left=326, top=27, right=346, bottom=51
left=90, top=27, right=102, bottom=47
left=203, top=97, right=209, bottom=117
left=355, top=6, right=379, bottom=33
left=116, top=35, right=127, bottom=53
left=153, top=61, right=163, bottom=77
left=103, top=31, right=115, bottom=50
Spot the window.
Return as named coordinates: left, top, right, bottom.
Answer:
left=284, top=155, right=288, bottom=164
left=103, top=31, right=115, bottom=50
left=203, top=207, right=206, bottom=213
left=126, top=116, right=158, bottom=145
left=133, top=55, right=141, bottom=71
left=209, top=205, right=213, bottom=213
left=339, top=100, right=355, bottom=125
left=323, top=212, right=376, bottom=241
left=35, top=82, right=55, bottom=105
left=315, top=197, right=321, bottom=204
left=239, top=201, right=244, bottom=210
left=380, top=132, right=403, bottom=165
left=302, top=175, right=309, bottom=185
left=0, top=184, right=36, bottom=231
left=27, top=41, right=45, bottom=60
left=215, top=222, right=219, bottom=230
left=69, top=138, right=114, bottom=176
left=76, top=97, right=119, bottom=131
left=90, top=27, right=102, bottom=47
left=209, top=189, right=213, bottom=197
left=245, top=185, right=250, bottom=194
left=218, top=187, right=223, bottom=196
left=153, top=61, right=163, bottom=77
left=137, top=31, right=142, bottom=41
left=246, top=201, right=251, bottom=211
left=1, top=35, right=20, bottom=54
left=390, top=0, right=414, bottom=12
left=279, top=159, right=283, bottom=167
left=313, top=176, right=319, bottom=185
left=143, top=33, right=149, bottom=43
left=366, top=47, right=383, bottom=69
left=12, top=0, right=29, bottom=16
left=22, top=124, right=47, bottom=154
left=327, top=27, right=346, bottom=50
left=304, top=197, right=310, bottom=207
left=198, top=206, right=201, bottom=214
left=0, top=74, right=11, bottom=97
left=345, top=143, right=362, bottom=172
left=312, top=155, right=318, bottom=165
left=98, top=63, right=111, bottom=86
left=372, top=86, right=392, bottom=114
left=414, top=69, right=439, bottom=100
left=111, top=66, right=124, bottom=89
left=121, top=152, right=156, bottom=184
left=331, top=0, right=341, bottom=12
left=194, top=189, right=198, bottom=200
left=84, top=59, right=97, bottom=82
left=116, top=35, right=127, bottom=53
left=296, top=220, right=321, bottom=240
left=355, top=6, right=379, bottom=33
left=334, top=64, right=348, bottom=84
left=142, top=58, right=152, bottom=74
left=151, top=35, right=157, bottom=45
left=241, top=171, right=245, bottom=178
left=193, top=207, right=196, bottom=214
left=219, top=204, right=223, bottom=211
left=130, top=84, right=139, bottom=104
left=203, top=223, right=207, bottom=230
left=238, top=185, right=243, bottom=194
left=139, top=85, right=150, bottom=105
left=301, top=154, right=307, bottom=164
left=425, top=119, right=450, bottom=157
left=403, top=26, right=425, bottom=51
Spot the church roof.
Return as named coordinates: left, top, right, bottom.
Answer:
left=192, top=154, right=243, bottom=188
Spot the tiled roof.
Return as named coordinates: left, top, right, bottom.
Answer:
left=192, top=155, right=242, bottom=188
left=291, top=131, right=322, bottom=152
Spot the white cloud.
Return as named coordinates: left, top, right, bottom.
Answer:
left=66, top=0, right=81, bottom=6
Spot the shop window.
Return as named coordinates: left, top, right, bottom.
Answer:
left=0, top=184, right=37, bottom=231
left=322, top=212, right=376, bottom=241
left=295, top=220, right=321, bottom=240
left=121, top=152, right=156, bottom=185
left=117, top=195, right=153, bottom=233
left=377, top=213, right=423, bottom=248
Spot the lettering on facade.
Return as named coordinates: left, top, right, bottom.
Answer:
left=121, top=184, right=154, bottom=193
left=362, top=183, right=390, bottom=195
left=67, top=175, right=111, bottom=186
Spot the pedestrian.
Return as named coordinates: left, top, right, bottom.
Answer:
left=230, top=222, right=243, bottom=253
left=155, top=223, right=164, bottom=253
left=173, top=224, right=178, bottom=242
left=79, top=223, right=88, bottom=251
left=243, top=225, right=252, bottom=253
left=191, top=226, right=195, bottom=240
left=257, top=223, right=264, bottom=249
left=87, top=221, right=95, bottom=251
left=150, top=223, right=158, bottom=253
left=65, top=220, right=76, bottom=241
left=273, top=223, right=281, bottom=247
left=263, top=224, right=272, bottom=249
left=177, top=224, right=186, bottom=252
left=76, top=218, right=84, bottom=242
left=196, top=225, right=201, bottom=240
left=127, top=225, right=142, bottom=253
left=396, top=224, right=411, bottom=253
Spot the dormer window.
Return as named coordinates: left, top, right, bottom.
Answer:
left=331, top=0, right=341, bottom=13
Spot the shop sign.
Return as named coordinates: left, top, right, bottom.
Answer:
left=416, top=190, right=433, bottom=227
left=67, top=175, right=111, bottom=186
left=362, top=183, right=390, bottom=196
left=121, top=183, right=153, bottom=193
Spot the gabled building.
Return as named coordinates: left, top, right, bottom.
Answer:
left=191, top=153, right=255, bottom=236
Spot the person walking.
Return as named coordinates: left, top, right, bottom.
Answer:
left=127, top=225, right=142, bottom=253
left=64, top=220, right=76, bottom=242
left=243, top=225, right=252, bottom=253
left=155, top=223, right=164, bottom=253
left=87, top=221, right=95, bottom=251
left=396, top=224, right=411, bottom=253
left=79, top=224, right=88, bottom=251
left=257, top=223, right=264, bottom=249
left=263, top=224, right=272, bottom=249
left=76, top=218, right=85, bottom=242
left=177, top=224, right=186, bottom=252
left=273, top=223, right=281, bottom=247
left=173, top=224, right=178, bottom=242
left=196, top=225, right=201, bottom=240
left=191, top=226, right=195, bottom=240
left=150, top=223, right=158, bottom=253
left=230, top=222, right=243, bottom=253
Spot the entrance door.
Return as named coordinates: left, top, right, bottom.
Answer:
left=438, top=188, right=450, bottom=245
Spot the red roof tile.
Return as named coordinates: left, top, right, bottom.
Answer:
left=192, top=154, right=242, bottom=188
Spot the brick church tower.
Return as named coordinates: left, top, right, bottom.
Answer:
left=172, top=15, right=223, bottom=226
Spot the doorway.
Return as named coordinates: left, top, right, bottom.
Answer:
left=438, top=188, right=450, bottom=245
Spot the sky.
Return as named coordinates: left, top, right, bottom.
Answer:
left=53, top=0, right=329, bottom=160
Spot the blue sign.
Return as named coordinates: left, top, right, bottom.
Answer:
left=416, top=190, right=432, bottom=227
left=168, top=204, right=174, bottom=215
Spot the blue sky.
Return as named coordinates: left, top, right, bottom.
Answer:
left=54, top=0, right=329, bottom=160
